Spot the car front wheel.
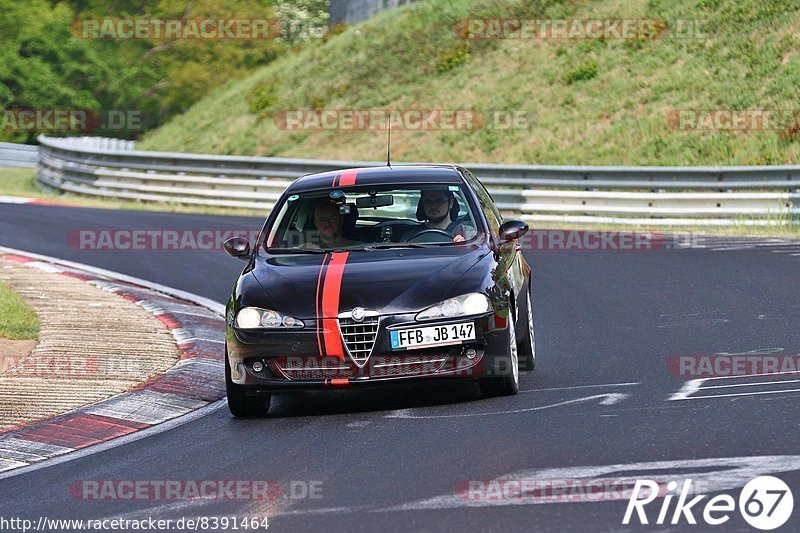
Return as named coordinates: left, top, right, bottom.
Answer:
left=479, top=306, right=520, bottom=397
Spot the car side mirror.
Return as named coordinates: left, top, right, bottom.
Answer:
left=498, top=220, right=529, bottom=243
left=223, top=236, right=251, bottom=259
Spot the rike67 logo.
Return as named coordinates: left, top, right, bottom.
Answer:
left=624, top=476, right=794, bottom=530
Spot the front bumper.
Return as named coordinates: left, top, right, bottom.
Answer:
left=226, top=311, right=512, bottom=391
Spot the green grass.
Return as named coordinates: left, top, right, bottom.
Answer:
left=0, top=281, right=39, bottom=340
left=0, top=167, right=49, bottom=198
left=0, top=168, right=266, bottom=217
left=31, top=0, right=799, bottom=232
left=137, top=0, right=800, bottom=166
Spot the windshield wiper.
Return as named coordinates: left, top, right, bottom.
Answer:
left=362, top=242, right=440, bottom=250
left=267, top=247, right=327, bottom=254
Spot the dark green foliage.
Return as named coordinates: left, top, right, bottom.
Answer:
left=0, top=0, right=325, bottom=142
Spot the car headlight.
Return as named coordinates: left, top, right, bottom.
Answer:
left=416, top=293, right=491, bottom=320
left=235, top=307, right=303, bottom=329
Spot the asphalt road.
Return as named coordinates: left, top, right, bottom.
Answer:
left=1, top=203, right=799, bottom=532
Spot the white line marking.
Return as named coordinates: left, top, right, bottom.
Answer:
left=669, top=370, right=800, bottom=400
left=89, top=495, right=224, bottom=521
left=695, top=370, right=800, bottom=382
left=271, top=455, right=800, bottom=516
left=701, top=378, right=800, bottom=390
left=714, top=348, right=784, bottom=356
left=0, top=458, right=29, bottom=472
left=669, top=379, right=708, bottom=400
left=674, top=388, right=800, bottom=400
left=0, top=196, right=35, bottom=204
left=176, top=337, right=224, bottom=344
left=25, top=261, right=63, bottom=273
left=381, top=455, right=800, bottom=512
left=519, top=382, right=639, bottom=393
left=276, top=506, right=363, bottom=516
left=385, top=393, right=629, bottom=419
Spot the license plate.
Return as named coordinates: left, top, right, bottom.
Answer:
left=390, top=322, right=475, bottom=350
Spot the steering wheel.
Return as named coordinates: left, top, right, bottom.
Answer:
left=405, top=228, right=453, bottom=243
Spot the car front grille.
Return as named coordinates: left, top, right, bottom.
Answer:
left=369, top=354, right=448, bottom=378
left=338, top=314, right=380, bottom=367
left=269, top=357, right=354, bottom=380
left=266, top=352, right=455, bottom=381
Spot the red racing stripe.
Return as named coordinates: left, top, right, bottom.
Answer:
left=315, top=253, right=330, bottom=357
left=338, top=169, right=358, bottom=186
left=320, top=251, right=349, bottom=359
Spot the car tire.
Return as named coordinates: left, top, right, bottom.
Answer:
left=517, top=283, right=536, bottom=372
left=479, top=306, right=520, bottom=398
left=225, top=352, right=271, bottom=417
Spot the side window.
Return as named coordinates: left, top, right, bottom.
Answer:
left=474, top=172, right=504, bottom=225
left=465, top=171, right=501, bottom=235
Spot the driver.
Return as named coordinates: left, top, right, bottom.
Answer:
left=416, top=189, right=466, bottom=243
left=303, top=201, right=360, bottom=249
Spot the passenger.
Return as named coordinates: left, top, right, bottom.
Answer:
left=305, top=201, right=360, bottom=249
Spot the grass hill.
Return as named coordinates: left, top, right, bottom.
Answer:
left=139, top=0, right=800, bottom=166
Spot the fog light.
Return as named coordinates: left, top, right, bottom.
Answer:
left=252, top=361, right=264, bottom=372
left=465, top=348, right=477, bottom=359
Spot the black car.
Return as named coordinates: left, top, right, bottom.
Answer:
left=223, top=165, right=535, bottom=416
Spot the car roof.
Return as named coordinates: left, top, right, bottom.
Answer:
left=285, top=165, right=466, bottom=193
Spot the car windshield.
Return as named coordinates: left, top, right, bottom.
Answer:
left=261, top=184, right=482, bottom=253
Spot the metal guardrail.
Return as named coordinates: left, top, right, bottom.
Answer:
left=38, top=136, right=136, bottom=151
left=0, top=142, right=38, bottom=168
left=36, top=135, right=800, bottom=225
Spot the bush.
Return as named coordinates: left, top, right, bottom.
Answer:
left=563, top=59, right=599, bottom=84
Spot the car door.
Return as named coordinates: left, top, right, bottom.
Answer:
left=462, top=170, right=526, bottom=320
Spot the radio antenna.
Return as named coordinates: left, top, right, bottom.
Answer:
left=386, top=118, right=392, bottom=167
